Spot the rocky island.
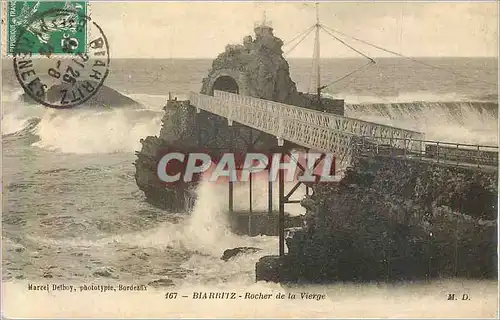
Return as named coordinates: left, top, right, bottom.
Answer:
left=22, top=80, right=143, bottom=109
left=135, top=21, right=498, bottom=283
left=134, top=21, right=343, bottom=213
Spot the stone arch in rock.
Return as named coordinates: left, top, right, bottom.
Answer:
left=205, top=69, right=249, bottom=96
left=212, top=76, right=239, bottom=94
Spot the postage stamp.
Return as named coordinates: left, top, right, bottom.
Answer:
left=9, top=2, right=110, bottom=108
left=1, top=1, right=498, bottom=319
left=5, top=1, right=89, bottom=56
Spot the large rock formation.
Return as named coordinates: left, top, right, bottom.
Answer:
left=22, top=81, right=143, bottom=108
left=200, top=23, right=344, bottom=114
left=281, top=153, right=497, bottom=282
left=201, top=25, right=300, bottom=104
left=134, top=100, right=198, bottom=212
left=135, top=23, right=344, bottom=212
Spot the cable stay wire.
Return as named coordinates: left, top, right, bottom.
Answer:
left=324, top=67, right=399, bottom=104
left=319, top=25, right=375, bottom=63
left=319, top=60, right=375, bottom=90
left=309, top=25, right=377, bottom=91
left=321, top=24, right=497, bottom=87
left=284, top=26, right=315, bottom=56
left=283, top=24, right=379, bottom=92
left=323, top=64, right=367, bottom=92
left=283, top=25, right=315, bottom=48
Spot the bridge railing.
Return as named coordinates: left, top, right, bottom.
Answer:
left=356, top=136, right=499, bottom=168
left=189, top=91, right=427, bottom=163
left=189, top=91, right=357, bottom=162
left=188, top=91, right=498, bottom=169
left=212, top=90, right=424, bottom=147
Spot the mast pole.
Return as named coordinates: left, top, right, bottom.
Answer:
left=316, top=3, right=321, bottom=101
left=310, top=2, right=322, bottom=101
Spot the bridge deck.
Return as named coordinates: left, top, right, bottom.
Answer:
left=188, top=91, right=498, bottom=169
left=358, top=148, right=498, bottom=171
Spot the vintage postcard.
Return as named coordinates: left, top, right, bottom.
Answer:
left=1, top=1, right=498, bottom=318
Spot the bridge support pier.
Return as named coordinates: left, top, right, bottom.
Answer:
left=278, top=151, right=285, bottom=256
left=228, top=124, right=234, bottom=214
left=195, top=111, right=202, bottom=148
left=229, top=181, right=234, bottom=213
left=249, top=129, right=253, bottom=215
left=268, top=180, right=273, bottom=214
left=275, top=137, right=285, bottom=256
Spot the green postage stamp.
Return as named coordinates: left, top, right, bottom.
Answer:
left=5, top=1, right=89, bottom=56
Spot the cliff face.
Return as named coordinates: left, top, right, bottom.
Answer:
left=134, top=100, right=198, bottom=211
left=286, top=155, right=497, bottom=282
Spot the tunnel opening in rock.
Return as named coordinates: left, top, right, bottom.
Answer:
left=211, top=76, right=239, bottom=95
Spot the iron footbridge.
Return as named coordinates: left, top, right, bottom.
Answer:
left=188, top=90, right=498, bottom=169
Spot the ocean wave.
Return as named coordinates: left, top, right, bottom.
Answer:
left=344, top=100, right=498, bottom=145
left=102, top=179, right=280, bottom=257
left=325, top=91, right=498, bottom=104
left=30, top=108, right=163, bottom=153
left=2, top=90, right=164, bottom=154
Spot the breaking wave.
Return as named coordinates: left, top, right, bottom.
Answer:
left=324, top=92, right=499, bottom=146
left=345, top=101, right=498, bottom=146
left=2, top=89, right=165, bottom=153
left=111, top=179, right=278, bottom=258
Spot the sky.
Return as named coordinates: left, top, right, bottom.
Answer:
left=90, top=1, right=498, bottom=59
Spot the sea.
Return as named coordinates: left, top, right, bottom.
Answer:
left=2, top=57, right=499, bottom=318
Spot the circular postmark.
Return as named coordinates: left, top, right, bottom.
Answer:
left=12, top=8, right=110, bottom=109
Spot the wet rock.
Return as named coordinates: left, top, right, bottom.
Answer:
left=155, top=268, right=193, bottom=278
left=221, top=247, right=261, bottom=261
left=132, top=252, right=150, bottom=260
left=255, top=255, right=285, bottom=283
left=14, top=247, right=25, bottom=253
left=15, top=274, right=25, bottom=279
left=134, top=135, right=193, bottom=211
left=284, top=154, right=498, bottom=282
left=93, top=267, right=115, bottom=278
left=147, top=278, right=175, bottom=287
left=43, top=273, right=53, bottom=278
left=22, top=81, right=143, bottom=109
